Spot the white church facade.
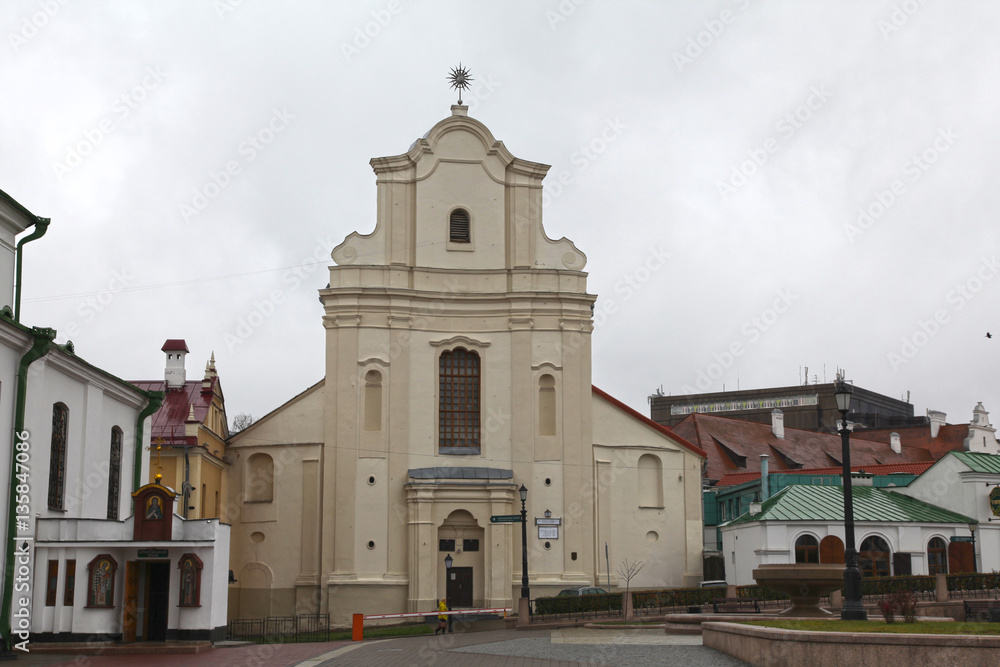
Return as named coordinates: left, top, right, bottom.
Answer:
left=227, top=105, right=706, bottom=625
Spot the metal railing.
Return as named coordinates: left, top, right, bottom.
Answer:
left=530, top=593, right=622, bottom=621
left=226, top=613, right=330, bottom=643
left=947, top=573, right=1000, bottom=599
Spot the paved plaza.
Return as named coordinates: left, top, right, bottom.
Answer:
left=11, top=627, right=749, bottom=667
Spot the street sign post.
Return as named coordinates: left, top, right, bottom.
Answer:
left=490, top=515, right=521, bottom=524
left=950, top=536, right=975, bottom=543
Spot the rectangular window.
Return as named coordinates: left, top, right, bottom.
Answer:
left=201, top=484, right=206, bottom=518
left=64, top=560, right=76, bottom=606
left=439, top=539, right=455, bottom=552
left=46, top=561, right=58, bottom=606
left=463, top=539, right=480, bottom=552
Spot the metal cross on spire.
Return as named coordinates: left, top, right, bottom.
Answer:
left=147, top=437, right=165, bottom=484
left=447, top=64, right=474, bottom=105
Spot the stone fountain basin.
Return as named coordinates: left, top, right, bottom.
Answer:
left=752, top=563, right=845, bottom=617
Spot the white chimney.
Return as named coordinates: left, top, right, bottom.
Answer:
left=162, top=339, right=190, bottom=390
left=927, top=409, right=946, bottom=439
left=850, top=472, right=873, bottom=487
left=749, top=502, right=762, bottom=515
left=771, top=409, right=785, bottom=439
left=890, top=432, right=901, bottom=455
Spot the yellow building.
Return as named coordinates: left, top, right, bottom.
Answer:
left=134, top=340, right=229, bottom=519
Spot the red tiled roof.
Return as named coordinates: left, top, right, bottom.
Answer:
left=132, top=378, right=217, bottom=445
left=669, top=412, right=947, bottom=483
left=715, top=461, right=934, bottom=487
left=849, top=424, right=969, bottom=461
left=592, top=386, right=707, bottom=458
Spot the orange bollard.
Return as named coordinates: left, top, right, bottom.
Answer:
left=352, top=613, right=364, bottom=641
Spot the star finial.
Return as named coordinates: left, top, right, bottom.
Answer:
left=447, top=64, right=474, bottom=105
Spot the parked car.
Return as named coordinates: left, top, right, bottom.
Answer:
left=699, top=580, right=728, bottom=589
left=556, top=586, right=609, bottom=597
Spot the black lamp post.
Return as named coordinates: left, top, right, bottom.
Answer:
left=969, top=523, right=978, bottom=573
left=519, top=484, right=530, bottom=601
left=835, top=380, right=867, bottom=621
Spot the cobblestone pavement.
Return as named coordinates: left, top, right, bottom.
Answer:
left=11, top=641, right=350, bottom=667
left=307, top=628, right=751, bottom=666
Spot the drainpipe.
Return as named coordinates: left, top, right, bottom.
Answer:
left=133, top=392, right=164, bottom=493
left=13, top=219, right=50, bottom=323
left=760, top=454, right=770, bottom=501
left=0, top=326, right=54, bottom=650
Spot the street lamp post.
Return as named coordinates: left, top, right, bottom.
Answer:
left=443, top=553, right=454, bottom=633
left=969, top=522, right=978, bottom=573
left=835, top=380, right=868, bottom=621
left=519, top=484, right=530, bottom=601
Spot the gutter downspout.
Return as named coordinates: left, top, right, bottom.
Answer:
left=13, top=219, right=50, bottom=323
left=0, top=326, right=54, bottom=650
left=133, top=392, right=164, bottom=494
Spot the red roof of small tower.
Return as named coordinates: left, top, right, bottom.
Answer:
left=162, top=339, right=190, bottom=353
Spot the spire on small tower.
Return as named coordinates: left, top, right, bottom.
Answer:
left=204, top=352, right=218, bottom=380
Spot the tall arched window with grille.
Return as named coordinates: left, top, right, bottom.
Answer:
left=439, top=348, right=480, bottom=454
left=48, top=403, right=69, bottom=510
left=107, top=427, right=123, bottom=520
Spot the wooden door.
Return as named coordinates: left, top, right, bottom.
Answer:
left=948, top=542, right=975, bottom=573
left=123, top=561, right=138, bottom=643
left=819, top=535, right=845, bottom=564
left=446, top=567, right=473, bottom=608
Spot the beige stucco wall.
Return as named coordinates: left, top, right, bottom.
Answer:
left=225, top=107, right=704, bottom=626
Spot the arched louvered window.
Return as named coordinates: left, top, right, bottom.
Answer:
left=48, top=403, right=69, bottom=510
left=107, top=427, right=123, bottom=520
left=439, top=348, right=480, bottom=453
left=449, top=209, right=470, bottom=243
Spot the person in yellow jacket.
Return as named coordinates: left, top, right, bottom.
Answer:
left=436, top=598, right=448, bottom=634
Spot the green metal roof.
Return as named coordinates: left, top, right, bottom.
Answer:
left=952, top=451, right=1000, bottom=474
left=723, top=484, right=977, bottom=526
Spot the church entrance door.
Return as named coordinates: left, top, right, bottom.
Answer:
left=122, top=561, right=139, bottom=643
left=143, top=561, right=170, bottom=640
left=447, top=567, right=473, bottom=608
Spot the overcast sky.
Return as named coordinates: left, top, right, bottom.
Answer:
left=3, top=1, right=999, bottom=429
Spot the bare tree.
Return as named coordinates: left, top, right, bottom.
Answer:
left=230, top=412, right=254, bottom=434
left=616, top=559, right=644, bottom=619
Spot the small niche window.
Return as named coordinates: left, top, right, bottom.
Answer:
left=463, top=539, right=480, bottom=552
left=538, top=375, right=556, bottom=436
left=364, top=370, right=382, bottom=431
left=439, top=539, right=456, bottom=552
left=449, top=208, right=471, bottom=243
